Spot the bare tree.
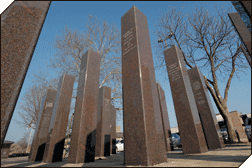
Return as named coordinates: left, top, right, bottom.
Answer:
left=14, top=84, right=46, bottom=129
left=11, top=132, right=30, bottom=153
left=50, top=15, right=122, bottom=121
left=16, top=15, right=122, bottom=130
left=154, top=5, right=249, bottom=142
left=15, top=74, right=59, bottom=129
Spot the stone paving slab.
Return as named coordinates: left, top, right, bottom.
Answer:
left=1, top=143, right=251, bottom=167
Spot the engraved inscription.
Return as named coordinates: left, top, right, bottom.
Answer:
left=45, top=102, right=53, bottom=109
left=193, top=81, right=206, bottom=105
left=197, top=100, right=206, bottom=105
left=79, top=68, right=86, bottom=87
left=193, top=81, right=201, bottom=90
left=122, top=28, right=136, bottom=55
left=167, top=63, right=181, bottom=81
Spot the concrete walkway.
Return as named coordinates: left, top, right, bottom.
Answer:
left=1, top=142, right=251, bottom=167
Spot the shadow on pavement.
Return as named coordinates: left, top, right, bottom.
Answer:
left=1, top=158, right=30, bottom=166
left=3, top=158, right=69, bottom=167
left=81, top=153, right=125, bottom=167
left=222, top=147, right=251, bottom=150
left=36, top=161, right=68, bottom=167
left=225, top=143, right=250, bottom=147
left=166, top=153, right=249, bottom=163
left=4, top=161, right=42, bottom=167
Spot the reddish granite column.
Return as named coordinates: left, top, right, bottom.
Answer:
left=29, top=89, right=57, bottom=162
left=228, top=13, right=251, bottom=56
left=157, top=83, right=172, bottom=152
left=42, top=74, right=75, bottom=163
left=68, top=50, right=101, bottom=163
left=121, top=6, right=167, bottom=166
left=95, top=86, right=111, bottom=157
left=230, top=111, right=249, bottom=142
left=1, top=1, right=51, bottom=147
left=95, top=87, right=117, bottom=157
left=188, top=67, right=225, bottom=150
left=164, top=45, right=208, bottom=154
left=110, top=104, right=117, bottom=154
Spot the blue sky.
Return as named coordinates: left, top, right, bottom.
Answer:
left=2, top=1, right=251, bottom=143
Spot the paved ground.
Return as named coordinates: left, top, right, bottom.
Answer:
left=1, top=142, right=251, bottom=167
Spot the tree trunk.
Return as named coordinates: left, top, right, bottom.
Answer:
left=220, top=108, right=237, bottom=142
left=204, top=77, right=237, bottom=143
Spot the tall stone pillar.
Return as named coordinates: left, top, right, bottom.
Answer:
left=157, top=83, right=172, bottom=152
left=229, top=111, right=249, bottom=142
left=164, top=45, right=208, bottom=154
left=68, top=50, right=101, bottom=163
left=110, top=104, right=117, bottom=155
left=188, top=67, right=225, bottom=150
left=29, top=89, right=57, bottom=162
left=110, top=104, right=116, bottom=154
left=1, top=1, right=51, bottom=147
left=121, top=6, right=167, bottom=166
left=42, top=74, right=75, bottom=163
left=95, top=86, right=117, bottom=157
left=228, top=13, right=251, bottom=56
left=95, top=86, right=112, bottom=157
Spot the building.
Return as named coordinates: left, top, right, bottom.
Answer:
left=216, top=111, right=250, bottom=123
left=116, top=126, right=123, bottom=141
left=171, top=127, right=179, bottom=134
left=1, top=140, right=14, bottom=158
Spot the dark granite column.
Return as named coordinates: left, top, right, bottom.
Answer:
left=95, top=86, right=112, bottom=157
left=164, top=45, right=208, bottom=154
left=42, top=74, right=75, bottom=163
left=95, top=87, right=117, bottom=157
left=188, top=67, right=225, bottom=150
left=110, top=104, right=117, bottom=155
left=240, top=1, right=251, bottom=17
left=1, top=1, right=51, bottom=147
left=230, top=111, right=249, bottom=142
left=121, top=6, right=167, bottom=166
left=29, top=89, right=57, bottom=162
left=157, top=83, right=172, bottom=152
left=228, top=13, right=251, bottom=56
left=68, top=50, right=101, bottom=163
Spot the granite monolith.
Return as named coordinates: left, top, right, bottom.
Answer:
left=1, top=1, right=51, bottom=147
left=95, top=86, right=117, bottom=158
left=228, top=13, right=251, bottom=56
left=164, top=45, right=208, bottom=154
left=157, top=83, right=172, bottom=152
left=42, top=74, right=75, bottom=163
left=229, top=111, right=249, bottom=142
left=188, top=67, right=225, bottom=150
left=110, top=104, right=117, bottom=154
left=95, top=86, right=111, bottom=157
left=68, top=50, right=101, bottom=163
left=121, top=6, right=167, bottom=166
left=29, top=89, right=57, bottom=162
